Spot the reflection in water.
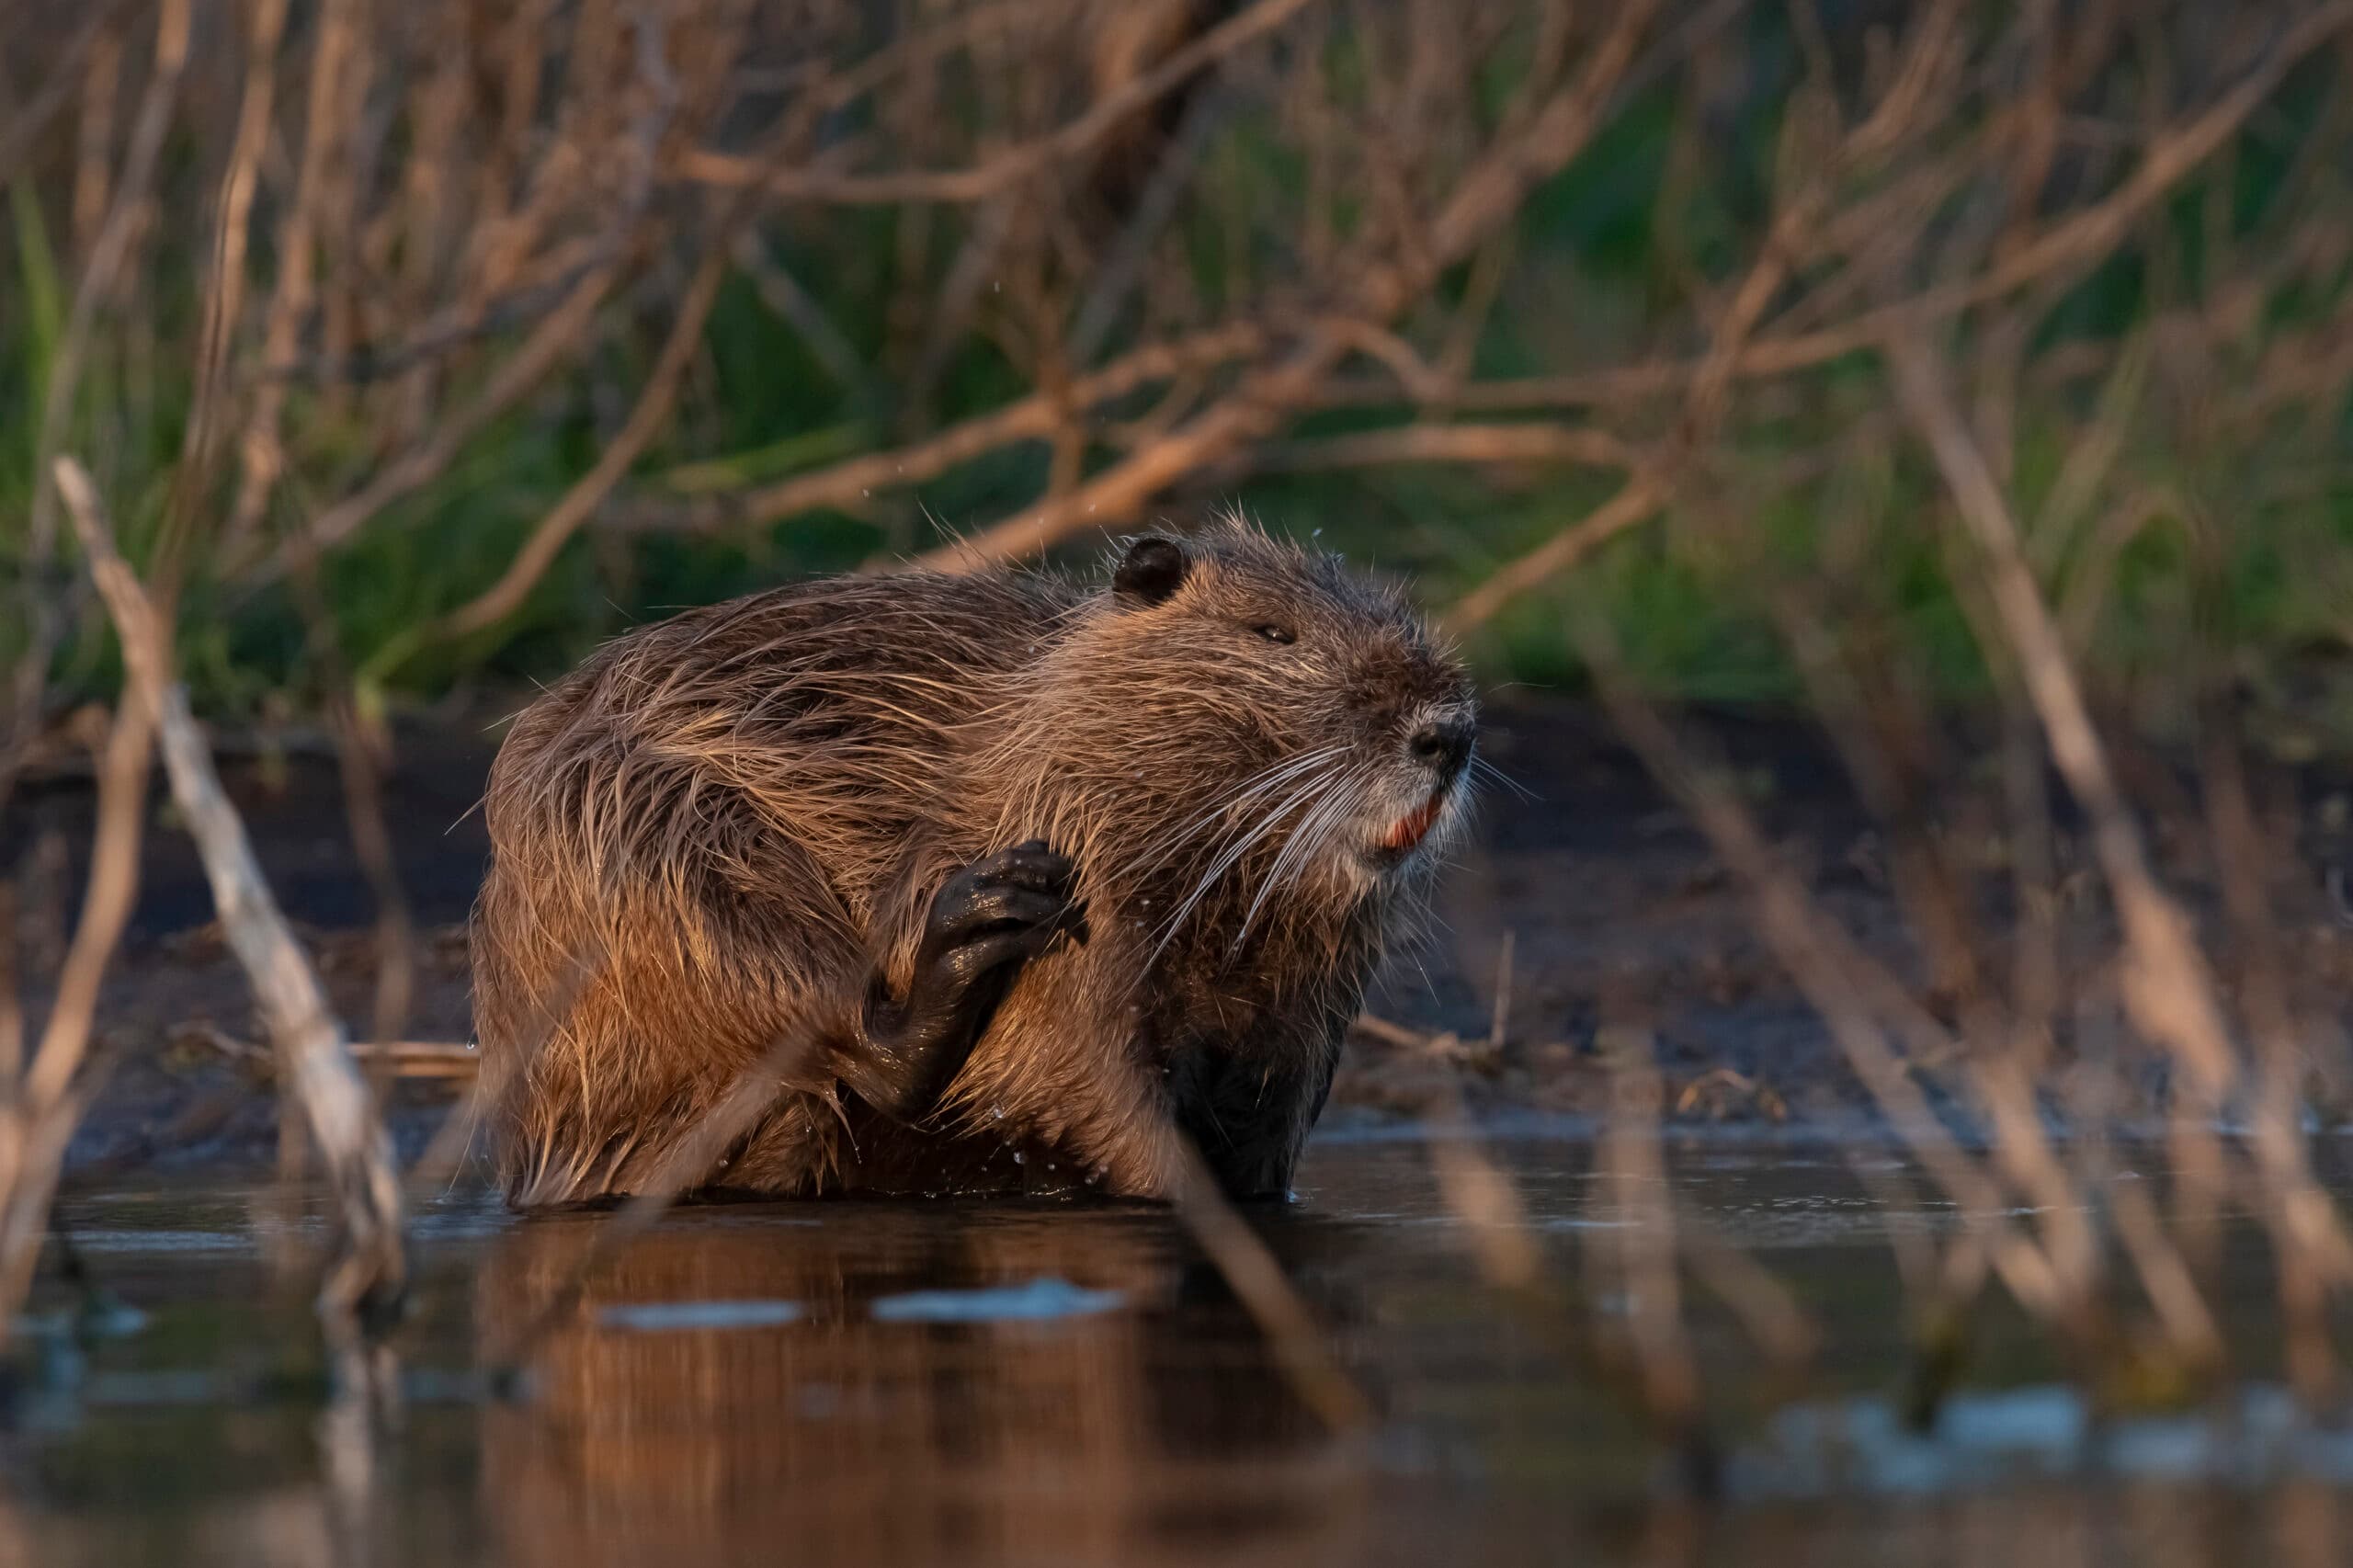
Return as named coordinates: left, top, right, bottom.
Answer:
left=472, top=1203, right=1370, bottom=1568
left=15, top=1140, right=2353, bottom=1568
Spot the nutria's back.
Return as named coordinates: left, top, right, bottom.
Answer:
left=472, top=520, right=1476, bottom=1206
left=481, top=570, right=1076, bottom=951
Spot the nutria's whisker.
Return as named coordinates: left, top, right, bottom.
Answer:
left=1467, top=753, right=1534, bottom=801
left=1117, top=744, right=1349, bottom=885
left=1234, top=772, right=1368, bottom=950
left=1149, top=766, right=1349, bottom=965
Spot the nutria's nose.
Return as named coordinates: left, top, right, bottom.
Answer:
left=1408, top=714, right=1474, bottom=783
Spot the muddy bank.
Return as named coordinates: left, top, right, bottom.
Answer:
left=12, top=694, right=2353, bottom=1175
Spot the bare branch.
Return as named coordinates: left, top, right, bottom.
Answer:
left=916, top=0, right=1665, bottom=571
left=676, top=0, right=1322, bottom=206
left=1444, top=472, right=1666, bottom=634
left=54, top=457, right=406, bottom=1324
left=398, top=205, right=752, bottom=653
left=612, top=321, right=1271, bottom=537
left=1239, top=422, right=1635, bottom=477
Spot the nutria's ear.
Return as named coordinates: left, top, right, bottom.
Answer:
left=1112, top=535, right=1188, bottom=607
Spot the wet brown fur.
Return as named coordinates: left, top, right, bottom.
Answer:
left=471, top=517, right=1475, bottom=1207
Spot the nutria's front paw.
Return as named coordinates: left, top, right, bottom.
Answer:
left=845, top=841, right=1086, bottom=1119
left=920, top=840, right=1090, bottom=980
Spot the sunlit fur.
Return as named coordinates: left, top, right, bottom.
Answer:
left=472, top=516, right=1477, bottom=1206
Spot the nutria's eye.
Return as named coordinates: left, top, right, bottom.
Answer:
left=1252, top=623, right=1297, bottom=645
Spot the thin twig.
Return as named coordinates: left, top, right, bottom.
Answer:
left=1244, top=422, right=1635, bottom=477
left=1444, top=472, right=1668, bottom=633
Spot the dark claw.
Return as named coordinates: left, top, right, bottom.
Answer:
left=951, top=843, right=1074, bottom=899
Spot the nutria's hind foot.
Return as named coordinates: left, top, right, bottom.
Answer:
left=845, top=841, right=1088, bottom=1119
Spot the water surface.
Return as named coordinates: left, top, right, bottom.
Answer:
left=8, top=1133, right=2348, bottom=1567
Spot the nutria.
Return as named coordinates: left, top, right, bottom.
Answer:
left=470, top=517, right=1476, bottom=1207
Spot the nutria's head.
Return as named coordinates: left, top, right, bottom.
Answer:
left=982, top=517, right=1477, bottom=950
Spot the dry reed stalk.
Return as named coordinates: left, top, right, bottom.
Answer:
left=1533, top=251, right=2353, bottom=1398
left=2200, top=733, right=2346, bottom=1402
left=1580, top=617, right=2279, bottom=1379
left=402, top=942, right=603, bottom=1206
left=181, top=1025, right=475, bottom=1079
left=1488, top=928, right=1516, bottom=1055
left=635, top=320, right=1270, bottom=537
left=223, top=0, right=364, bottom=551
left=1445, top=474, right=1669, bottom=634
left=8, top=0, right=2339, bottom=684
left=1886, top=332, right=2353, bottom=1321
left=728, top=229, right=872, bottom=399
left=173, top=0, right=290, bottom=502
left=1425, top=1118, right=1544, bottom=1293
left=0, top=0, right=190, bottom=815
left=0, top=0, right=141, bottom=193
left=0, top=881, right=18, bottom=1087
left=676, top=0, right=1322, bottom=206
left=914, top=0, right=1664, bottom=572
left=478, top=1028, right=831, bottom=1373
left=403, top=181, right=774, bottom=652
left=1239, top=423, right=1637, bottom=478
left=281, top=542, right=417, bottom=1071
left=1428, top=3, right=2353, bottom=633
left=156, top=1, right=2211, bottom=640
left=1572, top=618, right=2080, bottom=1320
left=53, top=457, right=406, bottom=1327
left=68, top=17, right=121, bottom=258
left=1397, top=996, right=1815, bottom=1423
left=1157, top=1133, right=1377, bottom=1435
left=1065, top=74, right=1234, bottom=364
left=245, top=257, right=632, bottom=579
left=1592, top=1021, right=1713, bottom=1487
left=222, top=0, right=698, bottom=591
left=0, top=665, right=158, bottom=1342
left=1886, top=332, right=2238, bottom=1102
left=1449, top=0, right=1991, bottom=633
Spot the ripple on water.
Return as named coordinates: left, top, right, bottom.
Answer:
left=597, top=1300, right=806, bottom=1333
left=867, top=1278, right=1126, bottom=1323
